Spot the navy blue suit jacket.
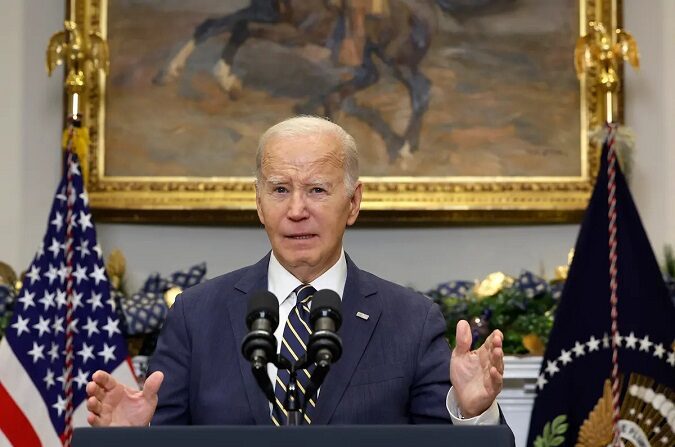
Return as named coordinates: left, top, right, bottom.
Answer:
left=149, top=254, right=460, bottom=425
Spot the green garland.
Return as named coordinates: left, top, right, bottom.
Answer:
left=664, top=244, right=674, bottom=277
left=0, top=312, right=8, bottom=339
left=429, top=282, right=559, bottom=355
left=3, top=245, right=674, bottom=355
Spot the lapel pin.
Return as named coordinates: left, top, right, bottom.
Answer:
left=356, top=312, right=369, bottom=320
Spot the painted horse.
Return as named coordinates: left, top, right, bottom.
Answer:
left=153, top=0, right=515, bottom=162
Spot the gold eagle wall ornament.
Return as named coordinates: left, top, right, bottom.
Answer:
left=574, top=21, right=640, bottom=92
left=575, top=20, right=640, bottom=125
left=46, top=20, right=109, bottom=95
left=47, top=19, right=109, bottom=184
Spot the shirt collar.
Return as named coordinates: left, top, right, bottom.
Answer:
left=268, top=249, right=347, bottom=305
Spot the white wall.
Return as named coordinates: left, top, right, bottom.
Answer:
left=0, top=0, right=24, bottom=268
left=95, top=223, right=579, bottom=291
left=0, top=0, right=672, bottom=293
left=624, top=0, right=675, bottom=261
left=0, top=0, right=63, bottom=272
left=667, top=1, right=675, bottom=251
left=19, top=1, right=64, bottom=263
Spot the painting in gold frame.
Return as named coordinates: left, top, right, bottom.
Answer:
left=71, top=0, right=622, bottom=225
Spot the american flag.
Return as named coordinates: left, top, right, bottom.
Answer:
left=0, top=150, right=137, bottom=446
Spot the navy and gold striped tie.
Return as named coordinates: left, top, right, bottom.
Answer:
left=271, top=284, right=316, bottom=426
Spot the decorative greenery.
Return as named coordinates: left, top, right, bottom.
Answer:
left=0, top=311, right=9, bottom=339
left=0, top=262, right=18, bottom=339
left=427, top=274, right=559, bottom=355
left=533, top=414, right=568, bottom=447
left=664, top=244, right=675, bottom=277
left=2, top=244, right=674, bottom=354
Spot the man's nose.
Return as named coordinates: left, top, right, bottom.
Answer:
left=287, top=191, right=309, bottom=220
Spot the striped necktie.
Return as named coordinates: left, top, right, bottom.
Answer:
left=272, top=284, right=316, bottom=426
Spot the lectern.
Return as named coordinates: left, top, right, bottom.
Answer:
left=73, top=425, right=515, bottom=447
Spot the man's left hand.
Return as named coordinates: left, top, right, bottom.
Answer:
left=450, top=320, right=504, bottom=418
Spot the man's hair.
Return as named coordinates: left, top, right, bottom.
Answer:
left=256, top=116, right=360, bottom=196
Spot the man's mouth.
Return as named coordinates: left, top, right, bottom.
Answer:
left=286, top=234, right=317, bottom=240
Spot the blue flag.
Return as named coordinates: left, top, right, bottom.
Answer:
left=526, top=132, right=675, bottom=446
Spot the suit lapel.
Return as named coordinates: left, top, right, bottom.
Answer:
left=312, top=256, right=381, bottom=424
left=228, top=254, right=273, bottom=425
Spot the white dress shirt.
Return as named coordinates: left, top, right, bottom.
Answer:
left=265, top=249, right=499, bottom=425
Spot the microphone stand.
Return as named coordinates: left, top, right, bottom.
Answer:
left=284, top=366, right=303, bottom=426
left=275, top=354, right=333, bottom=426
left=250, top=353, right=312, bottom=426
left=251, top=356, right=337, bottom=426
left=272, top=354, right=307, bottom=426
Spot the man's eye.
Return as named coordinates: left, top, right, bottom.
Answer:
left=311, top=187, right=326, bottom=194
left=273, top=186, right=288, bottom=193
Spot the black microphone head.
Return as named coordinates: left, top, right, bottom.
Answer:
left=246, top=291, right=279, bottom=330
left=310, top=289, right=342, bottom=329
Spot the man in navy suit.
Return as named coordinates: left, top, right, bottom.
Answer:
left=86, top=116, right=506, bottom=427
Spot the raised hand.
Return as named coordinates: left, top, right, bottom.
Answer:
left=86, top=370, right=164, bottom=427
left=449, top=320, right=504, bottom=418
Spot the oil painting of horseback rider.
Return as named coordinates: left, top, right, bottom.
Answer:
left=105, top=0, right=580, bottom=179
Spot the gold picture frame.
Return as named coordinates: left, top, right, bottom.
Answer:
left=69, top=0, right=622, bottom=225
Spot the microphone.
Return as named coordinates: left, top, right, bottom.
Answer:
left=308, top=289, right=343, bottom=367
left=241, top=291, right=279, bottom=370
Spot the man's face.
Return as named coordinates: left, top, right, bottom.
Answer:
left=256, top=132, right=362, bottom=282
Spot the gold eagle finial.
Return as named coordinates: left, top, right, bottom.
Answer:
left=574, top=21, right=640, bottom=93
left=46, top=20, right=109, bottom=95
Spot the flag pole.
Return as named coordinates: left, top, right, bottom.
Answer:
left=574, top=9, right=640, bottom=445
left=46, top=2, right=109, bottom=444
left=61, top=126, right=77, bottom=447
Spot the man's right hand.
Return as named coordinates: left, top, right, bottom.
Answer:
left=86, top=370, right=164, bottom=426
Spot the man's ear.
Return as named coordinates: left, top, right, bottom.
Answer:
left=255, top=182, right=265, bottom=226
left=346, top=181, right=363, bottom=226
